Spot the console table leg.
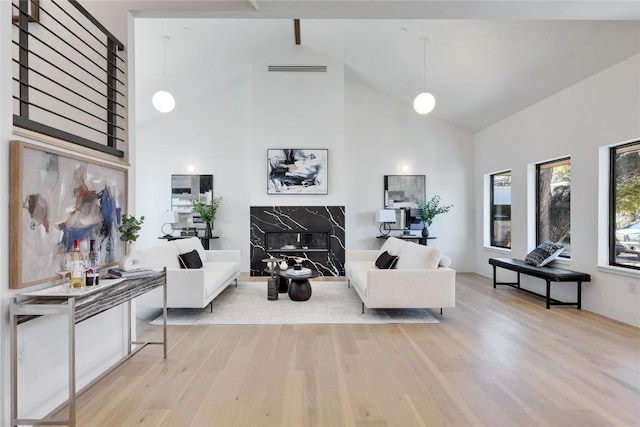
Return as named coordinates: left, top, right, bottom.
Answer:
left=10, top=301, right=18, bottom=425
left=68, top=298, right=76, bottom=427
left=163, top=267, right=168, bottom=360
left=492, top=265, right=497, bottom=288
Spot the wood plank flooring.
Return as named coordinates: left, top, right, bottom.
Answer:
left=45, top=273, right=639, bottom=426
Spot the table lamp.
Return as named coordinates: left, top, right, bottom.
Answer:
left=160, top=210, right=179, bottom=237
left=376, top=209, right=396, bottom=236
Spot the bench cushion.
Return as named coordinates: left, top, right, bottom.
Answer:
left=489, top=258, right=590, bottom=282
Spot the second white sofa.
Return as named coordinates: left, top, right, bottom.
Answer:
left=345, top=237, right=455, bottom=313
left=134, top=237, right=241, bottom=309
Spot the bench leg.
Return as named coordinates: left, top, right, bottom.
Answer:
left=546, top=280, right=551, bottom=309
left=577, top=281, right=582, bottom=309
left=492, top=265, right=497, bottom=288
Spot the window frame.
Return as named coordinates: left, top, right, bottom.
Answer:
left=609, top=140, right=640, bottom=270
left=489, top=170, right=512, bottom=249
left=535, top=156, right=571, bottom=258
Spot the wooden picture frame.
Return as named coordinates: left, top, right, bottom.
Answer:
left=9, top=140, right=128, bottom=289
left=267, top=149, right=328, bottom=195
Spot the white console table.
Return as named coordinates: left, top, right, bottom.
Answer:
left=10, top=269, right=167, bottom=427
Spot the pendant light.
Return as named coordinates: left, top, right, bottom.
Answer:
left=152, top=36, right=175, bottom=113
left=413, top=37, right=436, bottom=115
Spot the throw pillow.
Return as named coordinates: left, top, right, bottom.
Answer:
left=524, top=241, right=565, bottom=267
left=375, top=251, right=399, bottom=269
left=178, top=249, right=203, bottom=269
left=395, top=244, right=441, bottom=270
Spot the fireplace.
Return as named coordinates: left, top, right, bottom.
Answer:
left=250, top=206, right=345, bottom=276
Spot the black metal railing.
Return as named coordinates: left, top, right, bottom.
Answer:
left=12, top=0, right=126, bottom=157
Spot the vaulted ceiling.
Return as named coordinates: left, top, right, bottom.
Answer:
left=128, top=1, right=640, bottom=131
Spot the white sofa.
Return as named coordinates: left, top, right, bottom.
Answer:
left=345, top=237, right=455, bottom=313
left=134, top=237, right=241, bottom=309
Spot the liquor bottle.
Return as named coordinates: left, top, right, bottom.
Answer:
left=69, top=239, right=85, bottom=288
left=85, top=239, right=100, bottom=286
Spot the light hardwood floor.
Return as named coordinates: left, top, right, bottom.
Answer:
left=48, top=273, right=639, bottom=426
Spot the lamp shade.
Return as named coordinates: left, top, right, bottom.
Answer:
left=413, top=92, right=436, bottom=115
left=152, top=90, right=175, bottom=113
left=376, top=209, right=396, bottom=223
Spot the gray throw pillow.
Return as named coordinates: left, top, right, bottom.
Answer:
left=524, top=241, right=565, bottom=267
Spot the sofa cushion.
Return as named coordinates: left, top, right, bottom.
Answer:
left=178, top=249, right=203, bottom=269
left=136, top=242, right=181, bottom=269
left=524, top=241, right=565, bottom=267
left=395, top=243, right=441, bottom=270
left=375, top=251, right=399, bottom=269
left=173, top=237, right=206, bottom=264
left=378, top=236, right=405, bottom=256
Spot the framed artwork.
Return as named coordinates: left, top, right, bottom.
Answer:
left=267, top=149, right=328, bottom=195
left=9, top=140, right=127, bottom=289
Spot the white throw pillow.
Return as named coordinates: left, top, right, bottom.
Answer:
left=173, top=237, right=206, bottom=264
left=439, top=255, right=452, bottom=268
left=395, top=243, right=441, bottom=270
left=378, top=236, right=405, bottom=256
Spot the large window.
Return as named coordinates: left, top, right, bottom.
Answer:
left=536, top=158, right=571, bottom=257
left=490, top=171, right=511, bottom=248
left=611, top=140, right=640, bottom=269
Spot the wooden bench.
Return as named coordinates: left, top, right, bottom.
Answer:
left=488, top=257, right=591, bottom=309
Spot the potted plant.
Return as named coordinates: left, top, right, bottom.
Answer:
left=416, top=195, right=452, bottom=238
left=191, top=195, right=222, bottom=238
left=117, top=214, right=144, bottom=269
left=118, top=214, right=145, bottom=247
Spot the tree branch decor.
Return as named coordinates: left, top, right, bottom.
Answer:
left=416, top=195, right=452, bottom=227
left=190, top=196, right=222, bottom=225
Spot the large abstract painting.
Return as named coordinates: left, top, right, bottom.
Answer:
left=267, top=149, right=328, bottom=195
left=10, top=141, right=127, bottom=289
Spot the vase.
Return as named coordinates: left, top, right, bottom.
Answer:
left=422, top=226, right=430, bottom=238
left=205, top=222, right=213, bottom=238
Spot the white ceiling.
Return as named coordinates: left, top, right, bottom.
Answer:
left=132, top=1, right=640, bottom=131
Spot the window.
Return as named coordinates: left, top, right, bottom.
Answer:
left=490, top=171, right=511, bottom=248
left=536, top=158, right=571, bottom=257
left=611, top=140, right=640, bottom=269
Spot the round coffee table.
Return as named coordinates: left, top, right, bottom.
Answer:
left=277, top=270, right=320, bottom=301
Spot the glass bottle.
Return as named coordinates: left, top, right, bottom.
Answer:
left=69, top=239, right=85, bottom=288
left=85, top=239, right=100, bottom=286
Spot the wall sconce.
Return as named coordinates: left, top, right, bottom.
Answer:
left=401, top=165, right=410, bottom=173
left=376, top=209, right=396, bottom=236
left=187, top=165, right=195, bottom=172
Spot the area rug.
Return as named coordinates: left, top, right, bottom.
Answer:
left=150, top=281, right=439, bottom=325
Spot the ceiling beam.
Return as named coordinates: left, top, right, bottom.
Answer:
left=294, top=18, right=300, bottom=45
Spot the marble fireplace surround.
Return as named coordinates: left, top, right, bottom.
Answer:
left=250, top=206, right=345, bottom=276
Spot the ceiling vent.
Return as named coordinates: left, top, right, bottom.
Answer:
left=268, top=65, right=327, bottom=72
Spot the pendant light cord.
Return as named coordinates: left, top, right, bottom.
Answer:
left=162, top=36, right=169, bottom=90
left=421, top=37, right=429, bottom=92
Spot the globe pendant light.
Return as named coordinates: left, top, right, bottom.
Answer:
left=413, top=37, right=435, bottom=115
left=152, top=36, right=175, bottom=113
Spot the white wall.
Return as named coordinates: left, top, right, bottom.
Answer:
left=345, top=76, right=474, bottom=270
left=473, top=55, right=640, bottom=326
left=135, top=45, right=475, bottom=273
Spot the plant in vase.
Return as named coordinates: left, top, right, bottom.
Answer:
left=191, top=195, right=222, bottom=238
left=117, top=214, right=144, bottom=271
left=416, top=195, right=452, bottom=238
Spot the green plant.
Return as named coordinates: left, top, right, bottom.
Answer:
left=118, top=214, right=145, bottom=243
left=416, top=195, right=452, bottom=227
left=190, top=196, right=222, bottom=224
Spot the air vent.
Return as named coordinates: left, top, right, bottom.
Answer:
left=268, top=65, right=327, bottom=72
